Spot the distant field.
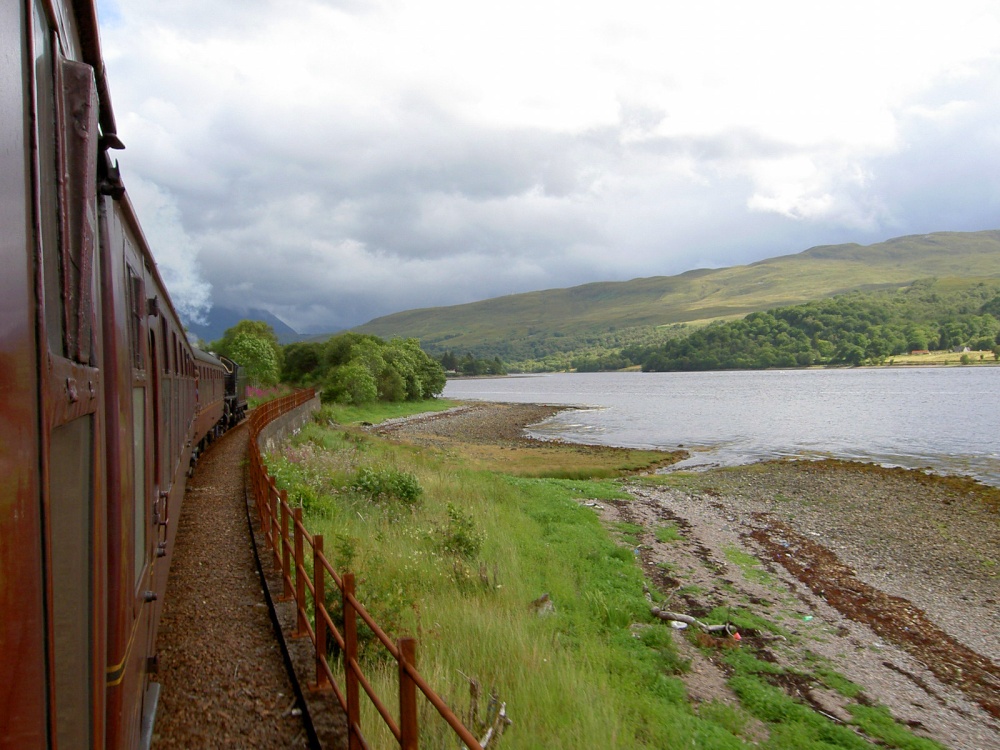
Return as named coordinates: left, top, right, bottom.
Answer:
left=888, top=350, right=999, bottom=366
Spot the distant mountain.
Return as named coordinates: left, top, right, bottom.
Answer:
left=352, top=230, right=1000, bottom=363
left=184, top=306, right=300, bottom=345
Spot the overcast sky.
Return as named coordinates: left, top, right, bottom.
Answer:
left=96, top=0, right=1000, bottom=333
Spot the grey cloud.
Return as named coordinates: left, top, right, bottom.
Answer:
left=103, top=7, right=1000, bottom=335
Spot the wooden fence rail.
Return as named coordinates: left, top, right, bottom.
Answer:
left=247, top=391, right=483, bottom=750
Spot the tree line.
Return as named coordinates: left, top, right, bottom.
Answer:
left=438, top=351, right=507, bottom=376
left=210, top=322, right=447, bottom=405
left=629, top=281, right=1000, bottom=371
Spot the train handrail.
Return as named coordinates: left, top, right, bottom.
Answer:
left=247, top=391, right=484, bottom=750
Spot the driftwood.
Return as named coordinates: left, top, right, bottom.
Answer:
left=651, top=606, right=737, bottom=636
left=461, top=675, right=512, bottom=749
left=480, top=701, right=509, bottom=748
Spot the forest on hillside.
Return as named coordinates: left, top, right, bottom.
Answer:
left=625, top=280, right=1000, bottom=372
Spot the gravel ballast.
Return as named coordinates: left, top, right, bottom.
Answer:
left=152, top=424, right=311, bottom=748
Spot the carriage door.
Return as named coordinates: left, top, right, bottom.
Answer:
left=32, top=4, right=105, bottom=746
left=145, top=326, right=163, bottom=652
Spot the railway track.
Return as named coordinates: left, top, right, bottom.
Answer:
left=151, top=423, right=311, bottom=748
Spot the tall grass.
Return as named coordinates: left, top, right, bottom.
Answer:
left=268, top=421, right=754, bottom=747
left=266, top=410, right=946, bottom=749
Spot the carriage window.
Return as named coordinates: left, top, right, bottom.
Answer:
left=126, top=267, right=145, bottom=371
left=49, top=415, right=94, bottom=748
left=56, top=55, right=98, bottom=364
left=161, top=319, right=170, bottom=373
left=33, top=6, right=63, bottom=355
left=33, top=5, right=98, bottom=364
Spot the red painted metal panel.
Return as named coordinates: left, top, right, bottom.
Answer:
left=3, top=1, right=228, bottom=746
left=0, top=2, right=50, bottom=747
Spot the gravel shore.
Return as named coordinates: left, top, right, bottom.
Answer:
left=374, top=401, right=567, bottom=444
left=380, top=401, right=1000, bottom=750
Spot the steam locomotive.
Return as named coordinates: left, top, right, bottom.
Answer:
left=1, top=1, right=246, bottom=747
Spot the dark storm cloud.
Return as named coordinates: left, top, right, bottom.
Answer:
left=99, top=1, right=1000, bottom=333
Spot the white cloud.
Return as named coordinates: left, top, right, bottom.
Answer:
left=126, top=176, right=213, bottom=324
left=98, top=0, right=1000, bottom=332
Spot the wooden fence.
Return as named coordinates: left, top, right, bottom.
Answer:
left=247, top=391, right=483, bottom=750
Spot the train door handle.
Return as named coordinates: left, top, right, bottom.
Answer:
left=156, top=489, right=169, bottom=527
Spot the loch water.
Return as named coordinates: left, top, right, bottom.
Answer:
left=443, top=367, right=1000, bottom=487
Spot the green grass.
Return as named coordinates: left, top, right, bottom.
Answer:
left=612, top=521, right=645, bottom=546
left=814, top=667, right=864, bottom=700
left=266, top=406, right=952, bottom=749
left=268, top=416, right=755, bottom=747
left=730, top=675, right=871, bottom=749
left=655, top=522, right=683, bottom=543
left=319, top=398, right=459, bottom=425
left=724, top=545, right=774, bottom=585
left=706, top=606, right=790, bottom=639
left=847, top=705, right=946, bottom=750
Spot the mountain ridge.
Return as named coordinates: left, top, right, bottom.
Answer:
left=351, top=230, right=1000, bottom=352
left=184, top=306, right=300, bottom=345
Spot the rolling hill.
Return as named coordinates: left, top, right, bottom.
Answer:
left=354, top=230, right=1000, bottom=364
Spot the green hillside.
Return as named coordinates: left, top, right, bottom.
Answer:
left=354, top=230, right=1000, bottom=366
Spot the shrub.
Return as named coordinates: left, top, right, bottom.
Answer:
left=323, top=362, right=378, bottom=405
left=439, top=503, right=484, bottom=559
left=352, top=466, right=423, bottom=507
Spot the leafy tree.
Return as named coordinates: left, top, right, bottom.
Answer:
left=323, top=361, right=378, bottom=404
left=282, top=341, right=324, bottom=384
left=323, top=332, right=376, bottom=369
left=310, top=335, right=447, bottom=405
left=213, top=320, right=281, bottom=357
left=228, top=332, right=280, bottom=386
left=397, top=338, right=447, bottom=397
left=212, top=320, right=282, bottom=376
left=981, top=294, right=1000, bottom=319
left=634, top=281, right=1000, bottom=372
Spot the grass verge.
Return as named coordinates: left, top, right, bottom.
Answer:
left=266, top=401, right=948, bottom=749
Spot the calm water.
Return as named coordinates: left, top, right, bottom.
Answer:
left=444, top=368, right=1000, bottom=487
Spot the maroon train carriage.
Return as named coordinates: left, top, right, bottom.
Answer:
left=190, top=348, right=229, bottom=468
left=191, top=351, right=250, bottom=454
left=1, top=2, right=239, bottom=748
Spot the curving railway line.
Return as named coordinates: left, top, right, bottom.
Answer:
left=151, top=424, right=311, bottom=748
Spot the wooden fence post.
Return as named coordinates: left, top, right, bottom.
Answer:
left=270, top=480, right=281, bottom=570
left=293, top=507, right=307, bottom=637
left=344, top=573, right=361, bottom=750
left=399, top=637, right=418, bottom=750
left=256, top=466, right=264, bottom=525
left=313, top=535, right=330, bottom=690
left=264, top=476, right=272, bottom=539
left=253, top=461, right=262, bottom=522
left=280, top=490, right=291, bottom=600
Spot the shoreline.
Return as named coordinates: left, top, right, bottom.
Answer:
left=379, top=400, right=1000, bottom=749
left=444, top=357, right=1000, bottom=379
